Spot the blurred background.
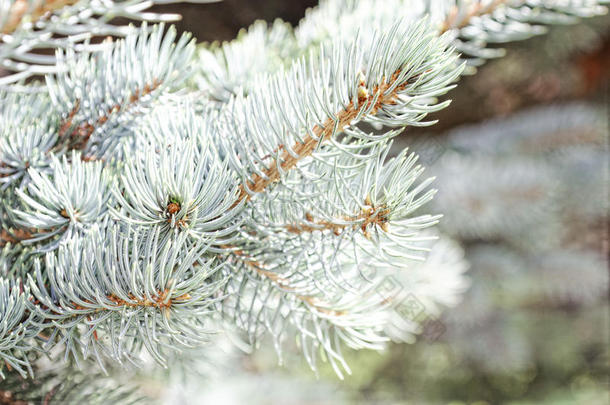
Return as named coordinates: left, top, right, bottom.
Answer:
left=142, top=1, right=609, bottom=404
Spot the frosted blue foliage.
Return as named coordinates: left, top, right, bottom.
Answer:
left=0, top=278, right=41, bottom=378
left=195, top=0, right=607, bottom=105
left=29, top=225, right=225, bottom=366
left=0, top=0, right=218, bottom=86
left=45, top=23, right=196, bottom=160
left=11, top=152, right=111, bottom=250
left=111, top=138, right=244, bottom=247
left=0, top=0, right=606, bottom=388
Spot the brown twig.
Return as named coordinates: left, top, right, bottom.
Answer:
left=228, top=248, right=345, bottom=316
left=225, top=69, right=400, bottom=311
left=234, top=69, right=410, bottom=205
left=286, top=199, right=390, bottom=238
left=55, top=78, right=162, bottom=155
left=69, top=289, right=192, bottom=312
left=231, top=2, right=516, bottom=207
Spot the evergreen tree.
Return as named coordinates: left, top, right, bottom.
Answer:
left=0, top=0, right=606, bottom=401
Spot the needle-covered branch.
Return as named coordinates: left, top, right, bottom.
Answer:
left=0, top=0, right=218, bottom=86
left=0, top=0, right=606, bottom=392
left=29, top=226, right=224, bottom=366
